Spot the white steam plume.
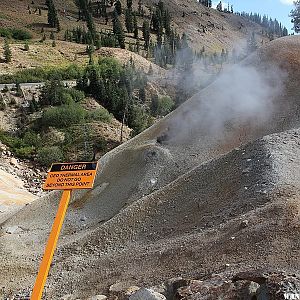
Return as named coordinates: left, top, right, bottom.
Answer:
left=164, top=63, right=285, bottom=144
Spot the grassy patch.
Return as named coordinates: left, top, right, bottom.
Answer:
left=0, top=64, right=83, bottom=83
left=0, top=28, right=32, bottom=40
left=0, top=12, right=9, bottom=20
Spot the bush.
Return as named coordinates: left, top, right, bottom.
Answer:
left=0, top=131, right=34, bottom=159
left=14, top=146, right=35, bottom=158
left=157, top=96, right=174, bottom=116
left=24, top=42, right=29, bottom=51
left=40, top=81, right=85, bottom=106
left=0, top=64, right=83, bottom=84
left=41, top=104, right=87, bottom=128
left=0, top=131, right=24, bottom=150
left=0, top=28, right=32, bottom=40
left=128, top=105, right=149, bottom=136
left=0, top=97, right=6, bottom=111
left=61, top=92, right=74, bottom=105
left=37, top=146, right=64, bottom=166
left=23, top=131, right=41, bottom=147
left=67, top=88, right=85, bottom=102
left=88, top=108, right=112, bottom=123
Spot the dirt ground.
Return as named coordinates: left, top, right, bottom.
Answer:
left=0, top=36, right=300, bottom=299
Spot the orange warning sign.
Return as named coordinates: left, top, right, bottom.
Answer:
left=43, top=162, right=98, bottom=190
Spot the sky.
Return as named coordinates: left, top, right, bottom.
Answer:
left=212, top=0, right=295, bottom=33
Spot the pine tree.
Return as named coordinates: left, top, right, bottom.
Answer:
left=3, top=39, right=12, bottom=63
left=113, top=13, right=126, bottom=49
left=47, top=0, right=60, bottom=30
left=138, top=0, right=143, bottom=15
left=76, top=0, right=96, bottom=43
left=95, top=35, right=102, bottom=49
left=142, top=21, right=150, bottom=50
left=216, top=1, right=222, bottom=12
left=150, top=94, right=159, bottom=116
left=127, top=0, right=133, bottom=9
left=86, top=12, right=97, bottom=43
left=247, top=32, right=257, bottom=53
left=290, top=0, right=300, bottom=33
left=133, top=13, right=139, bottom=39
left=148, top=64, right=153, bottom=75
left=125, top=8, right=134, bottom=33
left=24, top=42, right=30, bottom=51
left=115, top=0, right=122, bottom=15
left=16, top=82, right=22, bottom=97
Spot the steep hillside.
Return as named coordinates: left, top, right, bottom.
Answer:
left=1, top=35, right=300, bottom=299
left=0, top=0, right=273, bottom=54
left=141, top=0, right=271, bottom=51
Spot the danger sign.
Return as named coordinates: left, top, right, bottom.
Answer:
left=43, top=162, right=98, bottom=190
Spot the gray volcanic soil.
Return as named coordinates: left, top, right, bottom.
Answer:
left=1, top=36, right=300, bottom=299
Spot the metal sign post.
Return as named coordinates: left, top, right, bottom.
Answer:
left=30, top=162, right=98, bottom=300
left=30, top=189, right=71, bottom=300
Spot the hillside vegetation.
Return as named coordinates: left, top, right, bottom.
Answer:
left=0, top=0, right=291, bottom=169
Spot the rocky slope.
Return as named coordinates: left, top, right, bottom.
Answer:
left=0, top=0, right=273, bottom=53
left=1, top=35, right=300, bottom=299
left=0, top=142, right=42, bottom=224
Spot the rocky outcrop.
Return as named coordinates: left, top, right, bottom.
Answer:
left=168, top=271, right=300, bottom=300
left=129, top=288, right=166, bottom=300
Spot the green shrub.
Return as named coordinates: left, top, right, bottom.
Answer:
left=0, top=64, right=83, bottom=84
left=0, top=131, right=34, bottom=158
left=88, top=108, right=112, bottom=123
left=67, top=88, right=85, bottom=102
left=23, top=131, right=41, bottom=147
left=61, top=92, right=74, bottom=105
left=0, top=28, right=32, bottom=40
left=41, top=104, right=87, bottom=128
left=14, top=146, right=35, bottom=158
left=128, top=105, right=149, bottom=136
left=157, top=96, right=174, bottom=116
left=0, top=97, right=6, bottom=111
left=0, top=131, right=24, bottom=150
left=24, top=42, right=29, bottom=51
left=37, top=146, right=64, bottom=166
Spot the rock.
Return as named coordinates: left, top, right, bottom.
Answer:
left=109, top=282, right=129, bottom=294
left=165, top=277, right=190, bottom=298
left=125, top=286, right=140, bottom=297
left=60, top=294, right=75, bottom=300
left=150, top=283, right=167, bottom=296
left=236, top=281, right=260, bottom=300
left=87, top=296, right=107, bottom=300
left=5, top=226, right=22, bottom=234
left=109, top=282, right=140, bottom=299
left=10, top=157, right=19, bottom=168
left=241, top=220, right=249, bottom=228
left=80, top=216, right=87, bottom=222
left=129, top=288, right=166, bottom=300
left=256, top=283, right=268, bottom=300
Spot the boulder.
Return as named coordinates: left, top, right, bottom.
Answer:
left=109, top=282, right=140, bottom=299
left=5, top=226, right=23, bottom=234
left=129, top=288, right=166, bottom=300
left=10, top=157, right=19, bottom=169
left=87, top=296, right=107, bottom=300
